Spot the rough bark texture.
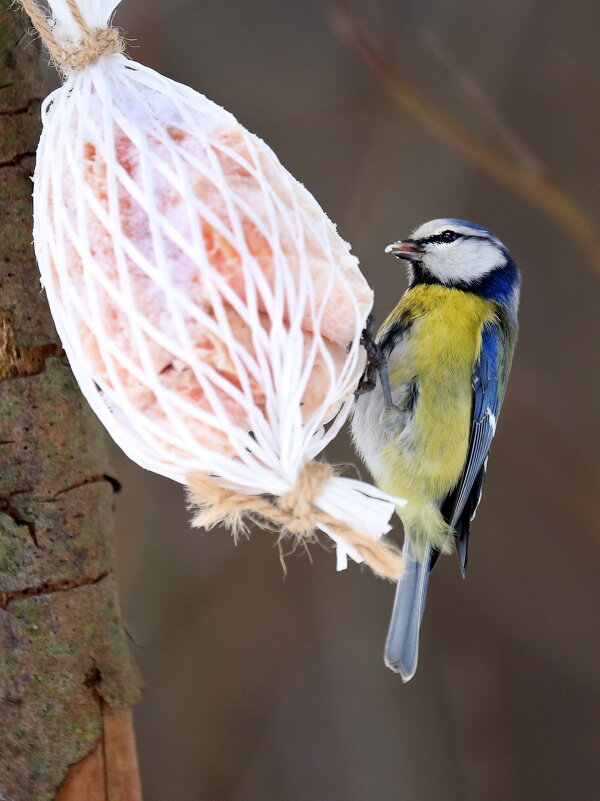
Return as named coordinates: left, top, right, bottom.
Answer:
left=0, top=5, right=143, bottom=800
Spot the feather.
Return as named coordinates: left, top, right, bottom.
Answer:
left=384, top=539, right=434, bottom=681
left=442, top=322, right=506, bottom=573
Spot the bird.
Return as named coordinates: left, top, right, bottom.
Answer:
left=351, top=218, right=520, bottom=681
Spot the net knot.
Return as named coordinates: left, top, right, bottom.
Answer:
left=187, top=462, right=405, bottom=581
left=60, top=27, right=123, bottom=72
left=278, top=461, right=333, bottom=535
left=19, top=0, right=125, bottom=75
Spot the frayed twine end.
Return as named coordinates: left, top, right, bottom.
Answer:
left=186, top=463, right=405, bottom=581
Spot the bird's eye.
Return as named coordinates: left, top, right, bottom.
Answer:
left=421, top=230, right=460, bottom=245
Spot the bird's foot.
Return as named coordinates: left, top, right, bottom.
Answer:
left=356, top=314, right=394, bottom=408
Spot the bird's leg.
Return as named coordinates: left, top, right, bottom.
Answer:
left=356, top=314, right=394, bottom=408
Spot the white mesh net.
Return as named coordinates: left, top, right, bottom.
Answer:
left=30, top=0, right=404, bottom=574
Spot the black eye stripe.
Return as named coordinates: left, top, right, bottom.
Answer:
left=416, top=231, right=491, bottom=246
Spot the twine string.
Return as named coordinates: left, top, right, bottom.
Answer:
left=19, top=0, right=123, bottom=73
left=188, top=461, right=405, bottom=580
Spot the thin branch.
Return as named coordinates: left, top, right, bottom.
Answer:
left=421, top=30, right=545, bottom=177
left=323, top=1, right=600, bottom=273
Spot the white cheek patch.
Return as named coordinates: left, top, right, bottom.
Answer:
left=424, top=238, right=502, bottom=283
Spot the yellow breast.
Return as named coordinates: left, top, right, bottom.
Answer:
left=378, top=285, right=497, bottom=506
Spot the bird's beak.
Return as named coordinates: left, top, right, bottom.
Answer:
left=385, top=239, right=425, bottom=261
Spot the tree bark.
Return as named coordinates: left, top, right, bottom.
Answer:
left=0, top=5, right=143, bottom=799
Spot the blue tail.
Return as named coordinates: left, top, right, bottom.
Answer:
left=384, top=540, right=432, bottom=681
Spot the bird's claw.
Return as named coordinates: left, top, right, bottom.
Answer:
left=356, top=314, right=394, bottom=408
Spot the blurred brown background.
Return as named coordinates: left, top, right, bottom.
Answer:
left=102, top=1, right=600, bottom=799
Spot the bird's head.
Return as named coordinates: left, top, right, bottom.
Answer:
left=385, top=219, right=516, bottom=299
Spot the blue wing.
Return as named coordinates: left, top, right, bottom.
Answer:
left=440, top=321, right=503, bottom=575
left=384, top=317, right=516, bottom=678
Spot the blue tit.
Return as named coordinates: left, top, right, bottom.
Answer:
left=351, top=219, right=520, bottom=681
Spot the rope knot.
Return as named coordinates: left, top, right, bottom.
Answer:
left=60, top=27, right=123, bottom=72
left=187, top=461, right=405, bottom=581
left=278, top=461, right=333, bottom=535
left=19, top=0, right=125, bottom=75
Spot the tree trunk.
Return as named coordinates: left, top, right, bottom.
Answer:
left=0, top=5, right=143, bottom=799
